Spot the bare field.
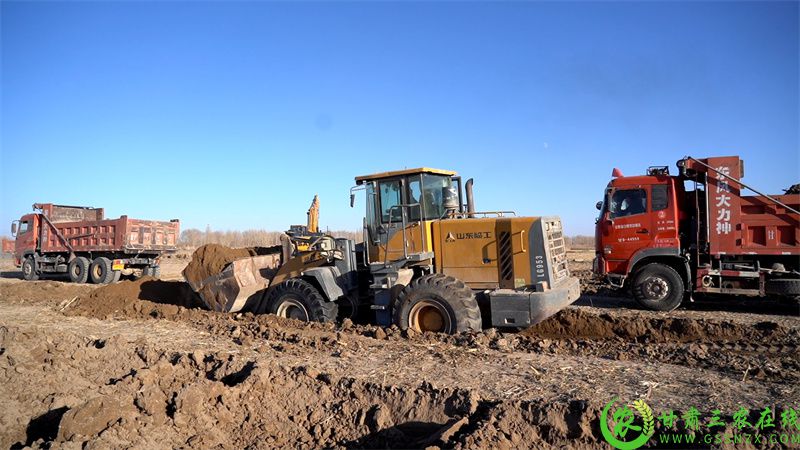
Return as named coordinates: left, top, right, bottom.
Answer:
left=0, top=249, right=798, bottom=449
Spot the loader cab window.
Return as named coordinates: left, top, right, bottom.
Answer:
left=609, top=189, right=647, bottom=218
left=407, top=177, right=423, bottom=221
left=365, top=183, right=378, bottom=241
left=420, top=174, right=453, bottom=220
left=379, top=180, right=402, bottom=223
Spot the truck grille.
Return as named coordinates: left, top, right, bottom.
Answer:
left=543, top=218, right=569, bottom=285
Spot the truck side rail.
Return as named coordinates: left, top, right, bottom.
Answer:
left=684, top=156, right=800, bottom=215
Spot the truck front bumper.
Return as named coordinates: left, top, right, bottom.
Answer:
left=488, top=276, right=581, bottom=328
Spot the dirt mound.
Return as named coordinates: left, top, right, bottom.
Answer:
left=66, top=277, right=204, bottom=320
left=522, top=307, right=796, bottom=344
left=0, top=280, right=90, bottom=306
left=0, top=324, right=608, bottom=449
left=182, top=244, right=259, bottom=285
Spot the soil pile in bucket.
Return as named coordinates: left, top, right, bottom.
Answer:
left=183, top=244, right=284, bottom=286
left=66, top=277, right=204, bottom=320
left=182, top=244, right=259, bottom=286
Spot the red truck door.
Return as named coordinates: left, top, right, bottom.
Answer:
left=602, top=185, right=654, bottom=273
left=14, top=214, right=38, bottom=258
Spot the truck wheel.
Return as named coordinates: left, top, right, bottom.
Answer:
left=265, top=278, right=338, bottom=323
left=68, top=257, right=90, bottom=283
left=393, top=274, right=482, bottom=334
left=632, top=263, right=684, bottom=311
left=89, top=257, right=114, bottom=284
left=22, top=257, right=39, bottom=281
left=765, top=279, right=800, bottom=297
left=143, top=266, right=162, bottom=279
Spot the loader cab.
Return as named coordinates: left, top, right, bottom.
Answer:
left=353, top=168, right=462, bottom=265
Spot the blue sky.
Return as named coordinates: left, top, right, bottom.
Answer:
left=1, top=1, right=797, bottom=236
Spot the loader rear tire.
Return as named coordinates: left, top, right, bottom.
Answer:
left=393, top=274, right=482, bottom=334
left=632, top=263, right=684, bottom=311
left=68, top=257, right=90, bottom=283
left=90, top=257, right=114, bottom=284
left=265, top=278, right=338, bottom=323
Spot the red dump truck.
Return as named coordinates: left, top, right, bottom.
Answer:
left=9, top=203, right=180, bottom=283
left=594, top=156, right=799, bottom=310
left=1, top=238, right=14, bottom=254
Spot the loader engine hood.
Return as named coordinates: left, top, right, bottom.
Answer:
left=432, top=216, right=569, bottom=291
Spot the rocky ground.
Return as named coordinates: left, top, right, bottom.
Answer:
left=0, top=249, right=798, bottom=449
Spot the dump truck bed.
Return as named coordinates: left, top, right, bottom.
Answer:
left=35, top=204, right=180, bottom=255
left=690, top=157, right=799, bottom=256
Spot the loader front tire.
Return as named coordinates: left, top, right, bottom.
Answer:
left=266, top=278, right=338, bottom=323
left=393, top=274, right=482, bottom=334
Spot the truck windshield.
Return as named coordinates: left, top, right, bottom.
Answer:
left=609, top=189, right=647, bottom=218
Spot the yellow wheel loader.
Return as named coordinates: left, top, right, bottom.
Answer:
left=186, top=168, right=580, bottom=333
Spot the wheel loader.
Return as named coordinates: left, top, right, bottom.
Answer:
left=185, top=168, right=580, bottom=333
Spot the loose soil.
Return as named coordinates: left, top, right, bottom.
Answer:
left=65, top=277, right=205, bottom=320
left=182, top=244, right=260, bottom=286
left=1, top=247, right=798, bottom=449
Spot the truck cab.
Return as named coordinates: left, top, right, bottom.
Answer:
left=595, top=156, right=800, bottom=310
left=595, top=169, right=684, bottom=286
left=10, top=213, right=39, bottom=268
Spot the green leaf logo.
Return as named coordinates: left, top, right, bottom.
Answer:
left=633, top=399, right=655, bottom=438
left=600, top=397, right=654, bottom=450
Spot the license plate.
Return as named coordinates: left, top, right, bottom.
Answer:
left=112, top=260, right=124, bottom=271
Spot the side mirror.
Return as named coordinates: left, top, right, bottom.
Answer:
left=595, top=201, right=603, bottom=211
left=11, top=222, right=17, bottom=235
left=350, top=193, right=355, bottom=208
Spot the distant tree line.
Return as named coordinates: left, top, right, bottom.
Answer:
left=179, top=228, right=594, bottom=250
left=565, top=235, right=594, bottom=248
left=179, top=228, right=363, bottom=249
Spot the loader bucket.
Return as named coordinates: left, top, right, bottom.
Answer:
left=187, top=254, right=281, bottom=313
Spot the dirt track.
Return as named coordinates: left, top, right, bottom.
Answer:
left=0, top=250, right=798, bottom=449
